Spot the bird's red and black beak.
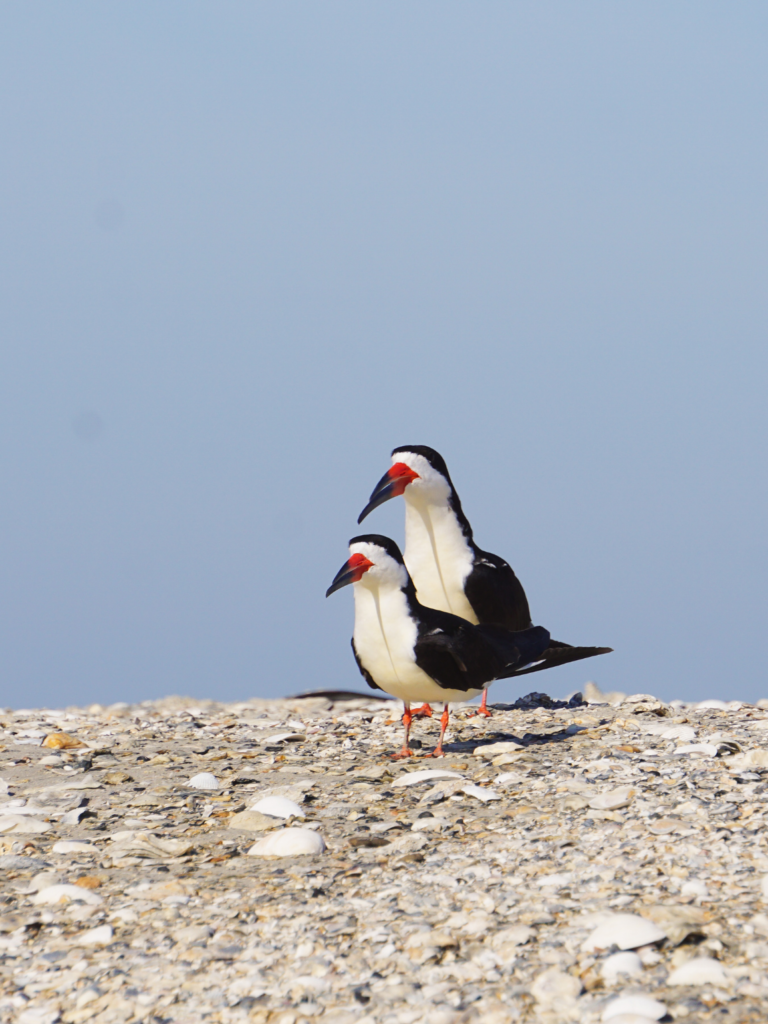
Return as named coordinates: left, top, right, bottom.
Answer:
left=357, top=463, right=420, bottom=524
left=326, top=553, right=374, bottom=597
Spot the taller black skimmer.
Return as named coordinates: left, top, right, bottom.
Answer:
left=358, top=445, right=612, bottom=713
left=326, top=535, right=551, bottom=757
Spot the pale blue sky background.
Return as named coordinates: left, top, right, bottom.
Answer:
left=1, top=3, right=766, bottom=708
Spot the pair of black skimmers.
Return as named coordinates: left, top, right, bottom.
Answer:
left=326, top=446, right=611, bottom=758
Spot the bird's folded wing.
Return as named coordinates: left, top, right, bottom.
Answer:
left=414, top=631, right=469, bottom=675
left=475, top=624, right=550, bottom=671
left=464, top=554, right=532, bottom=631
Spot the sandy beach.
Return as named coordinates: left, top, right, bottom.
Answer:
left=0, top=687, right=767, bottom=1023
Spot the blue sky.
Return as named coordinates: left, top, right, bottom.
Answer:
left=1, top=3, right=767, bottom=707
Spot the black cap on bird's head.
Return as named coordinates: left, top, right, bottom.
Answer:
left=391, top=445, right=451, bottom=478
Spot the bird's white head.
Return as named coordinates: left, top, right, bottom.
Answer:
left=326, top=535, right=410, bottom=597
left=357, top=445, right=452, bottom=523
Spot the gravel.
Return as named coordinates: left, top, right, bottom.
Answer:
left=0, top=685, right=767, bottom=1022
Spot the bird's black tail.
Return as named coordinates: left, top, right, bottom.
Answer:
left=496, top=641, right=613, bottom=679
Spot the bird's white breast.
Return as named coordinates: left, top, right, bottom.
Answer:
left=352, top=582, right=482, bottom=703
left=403, top=497, right=478, bottom=623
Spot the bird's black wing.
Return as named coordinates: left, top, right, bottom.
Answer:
left=496, top=643, right=613, bottom=679
left=414, top=613, right=510, bottom=693
left=351, top=637, right=383, bottom=692
left=475, top=624, right=551, bottom=668
left=464, top=550, right=532, bottom=630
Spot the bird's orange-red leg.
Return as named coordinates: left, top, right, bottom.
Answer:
left=391, top=704, right=417, bottom=759
left=428, top=705, right=450, bottom=757
left=468, top=689, right=492, bottom=718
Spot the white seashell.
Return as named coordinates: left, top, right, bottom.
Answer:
left=494, top=772, right=523, bottom=787
left=18, top=1007, right=60, bottom=1024
left=247, top=827, right=326, bottom=858
left=582, top=913, right=666, bottom=952
left=488, top=924, right=533, bottom=949
left=251, top=796, right=304, bottom=819
left=186, top=772, right=219, bottom=790
left=77, top=924, right=113, bottom=947
left=667, top=956, right=731, bottom=986
left=15, top=871, right=63, bottom=895
left=461, top=784, right=500, bottom=803
left=693, top=699, right=735, bottom=710
left=265, top=732, right=305, bottom=743
left=600, top=1016, right=659, bottom=1024
left=386, top=832, right=429, bottom=854
left=681, top=878, right=709, bottom=899
left=761, top=875, right=768, bottom=899
left=31, top=884, right=102, bottom=906
left=0, top=800, right=54, bottom=815
left=600, top=951, right=643, bottom=981
left=392, top=769, right=463, bottom=787
left=661, top=725, right=696, bottom=741
left=474, top=741, right=525, bottom=757
left=535, top=872, right=573, bottom=889
left=602, top=994, right=667, bottom=1021
left=530, top=967, right=582, bottom=1006
left=673, top=743, right=718, bottom=757
left=738, top=748, right=768, bottom=767
left=108, top=830, right=137, bottom=843
left=51, top=841, right=97, bottom=855
left=0, top=815, right=49, bottom=834
left=588, top=786, right=634, bottom=810
left=60, top=808, right=90, bottom=825
left=411, top=816, right=449, bottom=832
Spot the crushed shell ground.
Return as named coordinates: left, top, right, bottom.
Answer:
left=1, top=685, right=768, bottom=1023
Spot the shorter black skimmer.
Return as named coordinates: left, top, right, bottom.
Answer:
left=358, top=445, right=612, bottom=715
left=326, top=534, right=551, bottom=757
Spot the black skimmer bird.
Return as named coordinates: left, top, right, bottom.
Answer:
left=358, top=445, right=612, bottom=713
left=326, top=535, right=551, bottom=757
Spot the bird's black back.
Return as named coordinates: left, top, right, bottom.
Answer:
left=464, top=549, right=532, bottom=630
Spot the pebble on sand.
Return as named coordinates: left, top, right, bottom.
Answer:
left=41, top=732, right=83, bottom=749
left=530, top=966, right=582, bottom=1007
left=51, top=840, right=98, bottom=855
left=228, top=810, right=279, bottom=832
left=0, top=815, right=49, bottom=834
left=187, top=772, right=219, bottom=790
left=247, top=827, right=326, bottom=858
left=31, top=884, right=103, bottom=906
left=77, top=924, right=114, bottom=947
left=588, top=786, right=634, bottom=810
left=392, top=769, right=463, bottom=787
left=411, top=816, right=449, bottom=832
left=535, top=872, right=573, bottom=889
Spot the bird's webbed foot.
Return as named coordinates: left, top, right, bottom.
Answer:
left=390, top=747, right=417, bottom=760
left=410, top=703, right=434, bottom=719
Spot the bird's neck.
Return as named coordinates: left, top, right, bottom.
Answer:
left=402, top=495, right=478, bottom=622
